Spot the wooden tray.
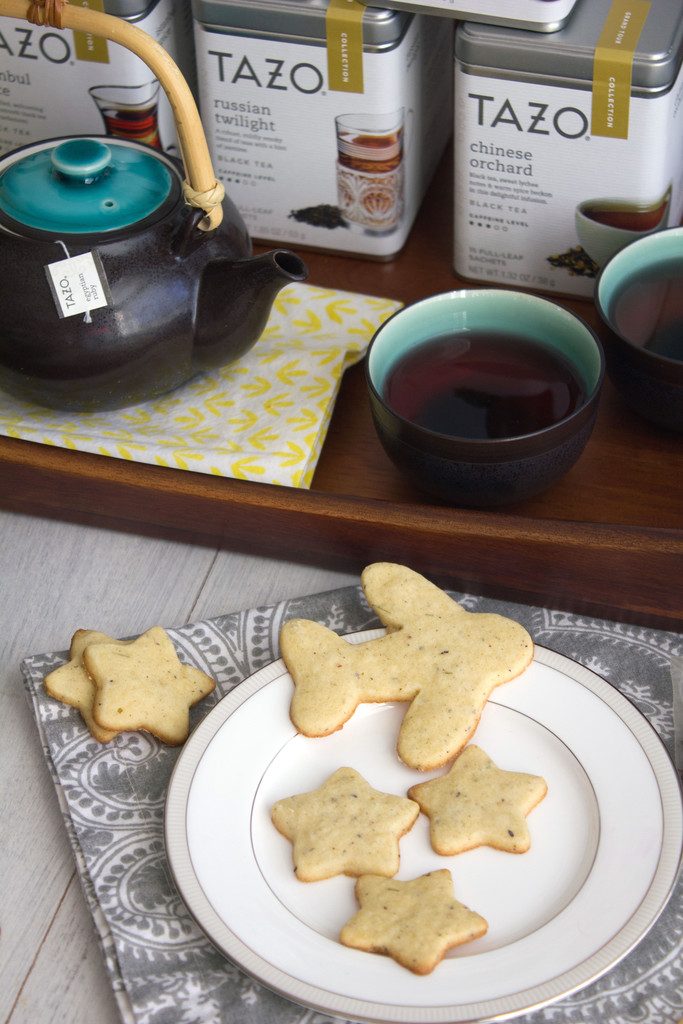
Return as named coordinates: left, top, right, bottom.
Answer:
left=2, top=156, right=681, bottom=629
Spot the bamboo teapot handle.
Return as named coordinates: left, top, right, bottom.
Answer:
left=0, top=0, right=224, bottom=230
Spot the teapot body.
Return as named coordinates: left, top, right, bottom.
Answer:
left=0, top=137, right=305, bottom=410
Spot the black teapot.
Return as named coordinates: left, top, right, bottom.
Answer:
left=0, top=1, right=307, bottom=411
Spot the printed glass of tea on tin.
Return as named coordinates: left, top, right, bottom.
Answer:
left=89, top=81, right=162, bottom=149
left=595, top=226, right=683, bottom=433
left=575, top=186, right=672, bottom=271
left=365, top=290, right=604, bottom=507
left=335, top=110, right=405, bottom=235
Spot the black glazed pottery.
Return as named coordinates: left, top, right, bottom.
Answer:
left=0, top=136, right=307, bottom=411
left=365, top=289, right=605, bottom=508
left=595, top=226, right=683, bottom=434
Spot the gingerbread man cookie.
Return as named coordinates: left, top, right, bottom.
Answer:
left=280, top=563, right=533, bottom=771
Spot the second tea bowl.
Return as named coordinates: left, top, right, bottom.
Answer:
left=595, top=226, right=683, bottom=433
left=365, top=289, right=605, bottom=507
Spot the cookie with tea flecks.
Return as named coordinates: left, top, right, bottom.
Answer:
left=340, top=869, right=487, bottom=974
left=45, top=629, right=121, bottom=743
left=409, top=745, right=547, bottom=855
left=271, top=767, right=419, bottom=882
left=84, top=626, right=215, bottom=745
left=280, top=562, right=533, bottom=771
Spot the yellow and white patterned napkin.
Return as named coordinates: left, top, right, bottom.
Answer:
left=0, top=283, right=400, bottom=488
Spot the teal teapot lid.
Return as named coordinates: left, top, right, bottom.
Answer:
left=0, top=137, right=175, bottom=234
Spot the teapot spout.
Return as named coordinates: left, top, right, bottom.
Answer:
left=193, top=249, right=308, bottom=373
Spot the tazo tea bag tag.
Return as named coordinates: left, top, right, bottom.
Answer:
left=45, top=250, right=111, bottom=320
left=0, top=137, right=169, bottom=320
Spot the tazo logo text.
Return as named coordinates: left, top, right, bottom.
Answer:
left=469, top=93, right=589, bottom=140
left=0, top=26, right=71, bottom=63
left=208, top=51, right=324, bottom=95
left=59, top=277, right=76, bottom=310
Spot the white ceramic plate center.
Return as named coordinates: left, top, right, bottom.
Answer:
left=166, top=634, right=683, bottom=1023
left=252, top=701, right=599, bottom=952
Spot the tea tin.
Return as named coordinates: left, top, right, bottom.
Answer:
left=192, top=0, right=453, bottom=259
left=453, top=0, right=683, bottom=296
left=0, top=0, right=194, bottom=155
left=365, top=0, right=578, bottom=33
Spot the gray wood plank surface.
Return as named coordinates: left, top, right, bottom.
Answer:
left=9, top=876, right=122, bottom=1024
left=190, top=548, right=357, bottom=621
left=1, top=509, right=358, bottom=1024
left=1, top=511, right=217, bottom=1024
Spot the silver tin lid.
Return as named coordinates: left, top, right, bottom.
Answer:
left=364, top=0, right=578, bottom=34
left=456, top=0, right=683, bottom=92
left=105, top=0, right=159, bottom=20
left=192, top=0, right=411, bottom=47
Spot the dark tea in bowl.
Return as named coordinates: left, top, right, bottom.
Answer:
left=385, top=332, right=585, bottom=440
left=366, top=289, right=604, bottom=507
left=596, top=226, right=683, bottom=433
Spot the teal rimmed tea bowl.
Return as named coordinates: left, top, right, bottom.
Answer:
left=595, top=227, right=683, bottom=433
left=365, top=289, right=605, bottom=507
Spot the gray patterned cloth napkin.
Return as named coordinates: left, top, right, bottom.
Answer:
left=22, top=584, right=683, bottom=1024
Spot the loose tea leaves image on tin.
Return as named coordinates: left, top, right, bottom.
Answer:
left=289, top=205, right=348, bottom=229
left=547, top=247, right=599, bottom=279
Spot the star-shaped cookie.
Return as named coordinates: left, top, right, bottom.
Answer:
left=44, top=629, right=120, bottom=743
left=408, top=745, right=548, bottom=855
left=83, top=626, right=215, bottom=745
left=280, top=562, right=534, bottom=770
left=271, top=767, right=419, bottom=882
left=340, top=869, right=487, bottom=974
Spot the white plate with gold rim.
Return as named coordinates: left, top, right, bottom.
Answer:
left=165, top=631, right=683, bottom=1024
